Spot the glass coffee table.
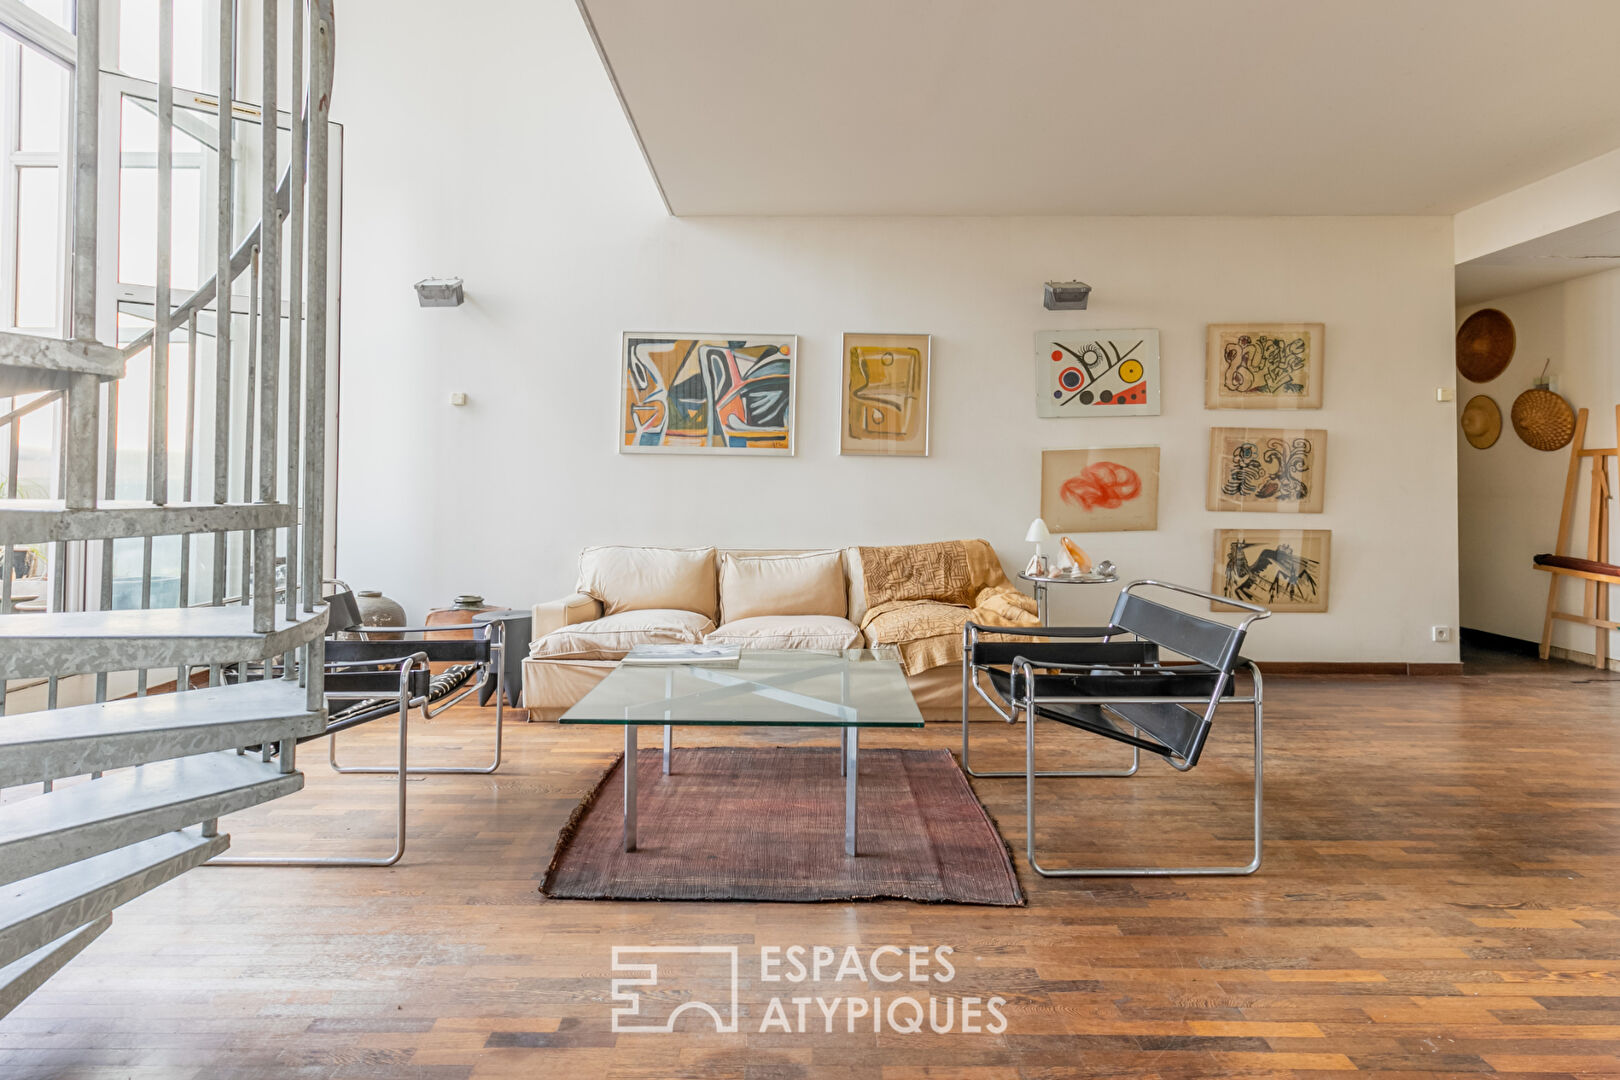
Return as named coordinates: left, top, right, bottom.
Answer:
left=559, top=648, right=925, bottom=855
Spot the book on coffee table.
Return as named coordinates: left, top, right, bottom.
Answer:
left=621, top=643, right=742, bottom=667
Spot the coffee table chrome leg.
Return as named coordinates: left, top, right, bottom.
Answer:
left=839, top=728, right=847, bottom=777
left=624, top=725, right=638, bottom=852
left=663, top=724, right=672, bottom=775
left=845, top=727, right=858, bottom=856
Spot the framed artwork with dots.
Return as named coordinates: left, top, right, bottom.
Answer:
left=1035, top=330, right=1160, bottom=417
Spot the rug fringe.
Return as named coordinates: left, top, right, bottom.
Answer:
left=540, top=751, right=625, bottom=897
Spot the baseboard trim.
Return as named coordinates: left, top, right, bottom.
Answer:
left=1261, top=661, right=1464, bottom=676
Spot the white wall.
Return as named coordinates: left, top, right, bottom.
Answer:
left=328, top=0, right=1461, bottom=663
left=1456, top=269, right=1620, bottom=656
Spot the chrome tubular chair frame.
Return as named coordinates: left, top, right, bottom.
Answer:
left=210, top=651, right=427, bottom=868
left=1008, top=579, right=1271, bottom=878
left=329, top=621, right=506, bottom=777
left=961, top=621, right=1140, bottom=780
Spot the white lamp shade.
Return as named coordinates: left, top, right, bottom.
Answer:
left=1024, top=517, right=1051, bottom=543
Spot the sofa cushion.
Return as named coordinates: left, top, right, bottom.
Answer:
left=719, top=550, right=847, bottom=623
left=705, top=615, right=863, bottom=651
left=529, top=608, right=715, bottom=661
left=578, top=545, right=719, bottom=621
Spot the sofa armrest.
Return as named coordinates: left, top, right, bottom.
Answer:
left=531, top=592, right=603, bottom=644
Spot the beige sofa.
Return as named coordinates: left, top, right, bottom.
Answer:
left=523, top=541, right=1038, bottom=717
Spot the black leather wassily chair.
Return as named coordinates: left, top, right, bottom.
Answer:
left=963, top=580, right=1269, bottom=877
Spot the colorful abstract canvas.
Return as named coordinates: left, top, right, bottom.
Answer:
left=621, top=333, right=797, bottom=455
left=1207, top=427, right=1327, bottom=513
left=1035, top=330, right=1160, bottom=417
left=841, top=333, right=931, bottom=456
left=1205, top=323, right=1325, bottom=409
left=1040, top=446, right=1160, bottom=532
left=1213, top=528, right=1330, bottom=613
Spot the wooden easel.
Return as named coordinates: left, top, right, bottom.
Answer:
left=1535, top=405, right=1620, bottom=669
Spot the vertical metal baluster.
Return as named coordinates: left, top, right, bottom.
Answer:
left=212, top=0, right=235, bottom=619
left=304, top=2, right=330, bottom=617
left=178, top=312, right=197, bottom=691
left=283, top=0, right=305, bottom=635
left=152, top=0, right=173, bottom=509
left=240, top=247, right=258, bottom=611
left=64, top=0, right=100, bottom=509
left=94, top=380, right=118, bottom=703
left=253, top=0, right=279, bottom=637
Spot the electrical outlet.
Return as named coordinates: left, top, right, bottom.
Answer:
left=1431, top=625, right=1452, bottom=643
left=449, top=392, right=468, bottom=407
left=1436, top=387, right=1454, bottom=403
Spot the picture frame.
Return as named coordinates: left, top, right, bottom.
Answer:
left=620, top=332, right=798, bottom=456
left=1036, top=329, right=1160, bottom=417
left=1207, top=427, right=1327, bottom=513
left=1040, top=446, right=1160, bottom=532
left=840, top=332, right=931, bottom=456
left=1205, top=323, right=1325, bottom=409
left=1213, top=528, right=1330, bottom=613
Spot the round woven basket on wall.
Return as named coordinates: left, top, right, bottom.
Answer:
left=1510, top=388, right=1576, bottom=451
left=1456, top=308, right=1516, bottom=383
left=1460, top=395, right=1501, bottom=449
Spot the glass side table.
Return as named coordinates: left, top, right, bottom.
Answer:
left=1017, top=569, right=1121, bottom=624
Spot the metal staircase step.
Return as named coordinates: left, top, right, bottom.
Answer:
left=0, top=828, right=228, bottom=970
left=0, top=605, right=329, bottom=679
left=0, top=914, right=111, bottom=1020
left=0, top=499, right=296, bottom=544
left=0, top=331, right=124, bottom=395
left=0, top=681, right=323, bottom=788
left=0, top=753, right=301, bottom=887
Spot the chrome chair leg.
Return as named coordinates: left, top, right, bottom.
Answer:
left=1024, top=665, right=1264, bottom=878
left=210, top=667, right=413, bottom=868
left=961, top=663, right=1140, bottom=780
left=331, top=630, right=506, bottom=777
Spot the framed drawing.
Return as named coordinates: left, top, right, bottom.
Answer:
left=621, top=333, right=797, bottom=455
left=1205, top=323, right=1325, bottom=409
left=1036, top=330, right=1160, bottom=417
left=1213, top=528, right=1330, bottom=613
left=1040, top=446, right=1160, bottom=532
left=1207, top=427, right=1327, bottom=513
left=841, top=332, right=931, bottom=456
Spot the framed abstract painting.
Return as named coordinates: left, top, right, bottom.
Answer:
left=1040, top=446, right=1160, bottom=532
left=841, top=332, right=931, bottom=456
left=1213, top=528, right=1330, bottom=613
left=1035, top=330, right=1160, bottom=417
left=621, top=333, right=797, bottom=455
left=1207, top=427, right=1327, bottom=513
left=1205, top=323, right=1325, bottom=409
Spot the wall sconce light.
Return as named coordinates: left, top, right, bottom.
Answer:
left=1043, top=280, right=1090, bottom=310
left=414, top=277, right=465, bottom=307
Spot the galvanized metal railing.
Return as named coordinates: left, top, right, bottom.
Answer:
left=0, top=0, right=336, bottom=713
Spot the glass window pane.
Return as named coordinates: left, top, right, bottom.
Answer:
left=18, top=47, right=66, bottom=153
left=118, top=0, right=211, bottom=92
left=15, top=167, right=62, bottom=330
left=21, top=0, right=70, bottom=31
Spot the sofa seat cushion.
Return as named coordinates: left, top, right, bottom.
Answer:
left=529, top=608, right=715, bottom=661
left=705, top=615, right=863, bottom=651
left=578, top=545, right=719, bottom=621
left=719, top=550, right=848, bottom=622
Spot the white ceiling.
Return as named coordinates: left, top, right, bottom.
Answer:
left=1455, top=212, right=1620, bottom=304
left=579, top=0, right=1620, bottom=217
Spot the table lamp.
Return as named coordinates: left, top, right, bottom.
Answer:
left=1024, top=517, right=1051, bottom=576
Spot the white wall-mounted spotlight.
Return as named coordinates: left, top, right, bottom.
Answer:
left=414, top=277, right=465, bottom=307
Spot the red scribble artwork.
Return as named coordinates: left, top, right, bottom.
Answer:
left=1061, top=461, right=1142, bottom=511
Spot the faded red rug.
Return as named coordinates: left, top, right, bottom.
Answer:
left=542, top=747, right=1023, bottom=906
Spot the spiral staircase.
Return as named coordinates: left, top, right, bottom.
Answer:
left=0, top=0, right=335, bottom=1016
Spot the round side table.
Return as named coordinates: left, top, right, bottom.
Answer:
left=1017, top=570, right=1121, bottom=624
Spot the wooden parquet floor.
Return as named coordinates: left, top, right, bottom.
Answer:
left=2, top=647, right=1618, bottom=1079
